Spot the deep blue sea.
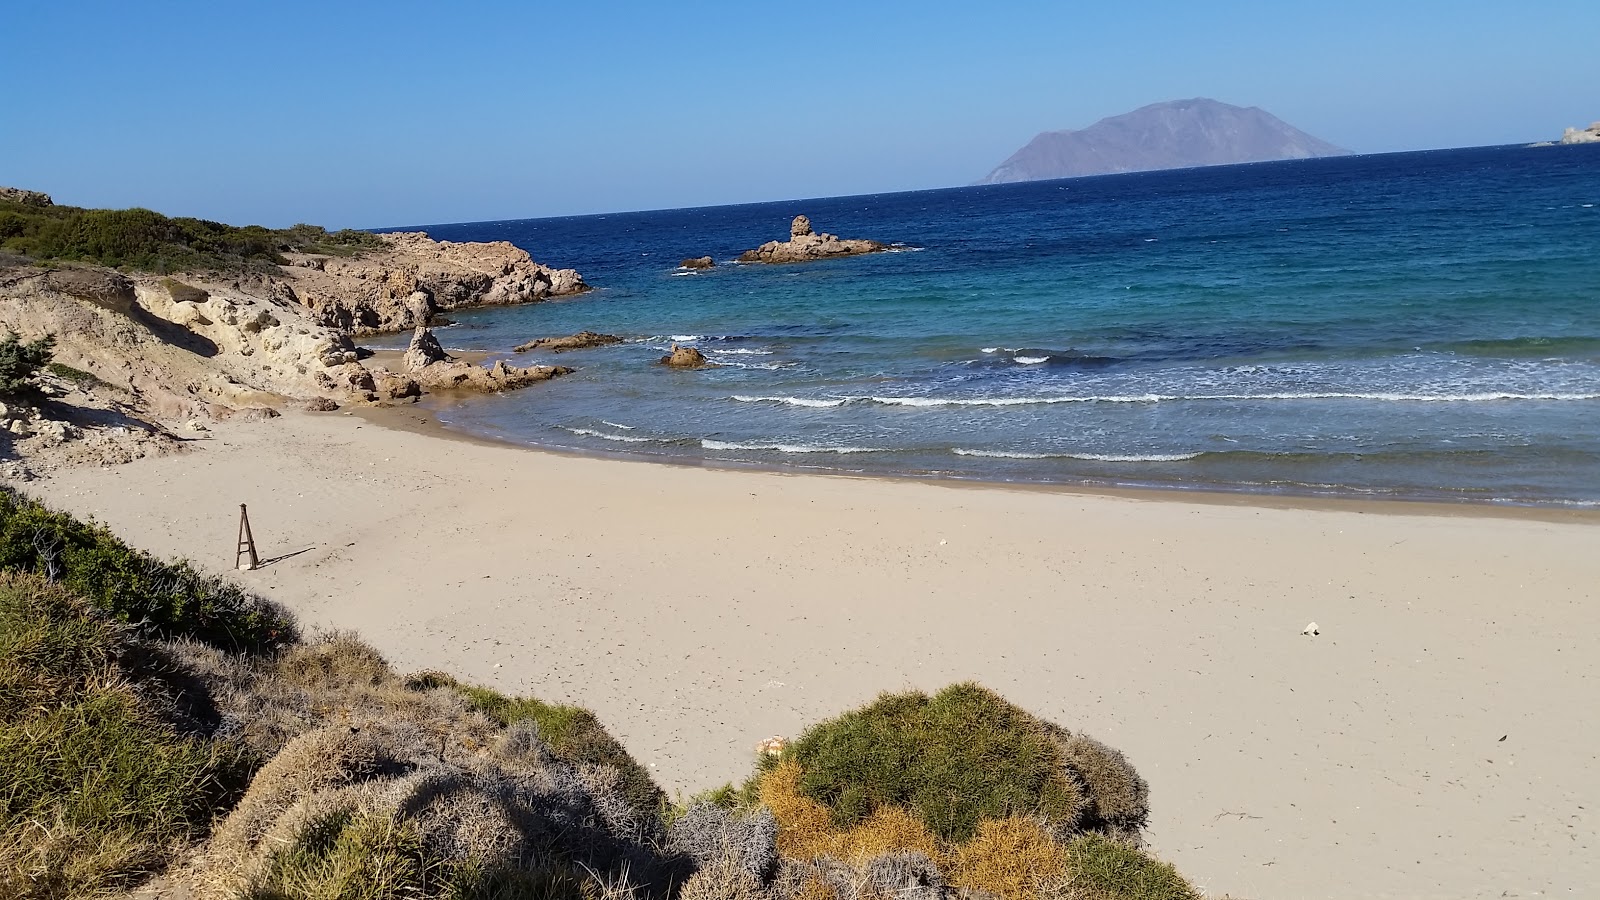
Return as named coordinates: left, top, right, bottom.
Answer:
left=376, top=144, right=1600, bottom=506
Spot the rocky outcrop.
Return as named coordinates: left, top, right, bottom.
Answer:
left=0, top=264, right=365, bottom=419
left=737, top=216, right=887, bottom=264
left=280, top=232, right=589, bottom=335
left=1560, top=122, right=1600, bottom=144
left=660, top=344, right=712, bottom=368
left=680, top=256, right=715, bottom=269
left=513, top=331, right=622, bottom=353
left=402, top=327, right=572, bottom=392
left=0, top=187, right=52, bottom=207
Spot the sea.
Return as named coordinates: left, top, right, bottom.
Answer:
left=373, top=144, right=1600, bottom=507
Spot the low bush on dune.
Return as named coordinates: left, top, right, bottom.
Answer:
left=725, top=683, right=1190, bottom=900
left=0, top=488, right=296, bottom=653
left=406, top=670, right=666, bottom=816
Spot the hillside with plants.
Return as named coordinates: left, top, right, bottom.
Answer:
left=0, top=488, right=1205, bottom=900
left=0, top=191, right=384, bottom=273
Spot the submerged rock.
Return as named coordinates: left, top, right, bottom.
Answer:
left=737, top=215, right=887, bottom=264
left=513, top=330, right=622, bottom=353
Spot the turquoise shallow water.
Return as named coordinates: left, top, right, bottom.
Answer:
left=376, top=144, right=1600, bottom=506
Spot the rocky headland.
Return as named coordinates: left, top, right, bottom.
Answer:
left=736, top=215, right=887, bottom=264
left=282, top=231, right=587, bottom=335
left=1560, top=122, right=1600, bottom=144
left=0, top=189, right=593, bottom=473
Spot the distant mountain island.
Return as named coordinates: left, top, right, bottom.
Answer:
left=978, top=98, right=1350, bottom=184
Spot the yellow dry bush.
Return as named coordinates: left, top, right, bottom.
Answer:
left=951, top=816, right=1068, bottom=900
left=839, top=806, right=944, bottom=865
left=760, top=759, right=842, bottom=860
left=792, top=872, right=842, bottom=900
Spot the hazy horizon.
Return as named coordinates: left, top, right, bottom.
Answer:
left=4, top=0, right=1596, bottom=229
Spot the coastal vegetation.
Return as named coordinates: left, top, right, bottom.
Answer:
left=0, top=196, right=384, bottom=273
left=0, top=490, right=1201, bottom=899
left=0, top=333, right=56, bottom=398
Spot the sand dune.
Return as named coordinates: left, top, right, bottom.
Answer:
left=27, top=409, right=1599, bottom=900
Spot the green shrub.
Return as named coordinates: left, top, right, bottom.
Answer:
left=0, top=197, right=382, bottom=272
left=0, top=489, right=295, bottom=653
left=0, top=332, right=55, bottom=397
left=0, top=573, right=256, bottom=899
left=765, top=683, right=1090, bottom=843
left=407, top=672, right=663, bottom=815
left=1050, top=834, right=1200, bottom=900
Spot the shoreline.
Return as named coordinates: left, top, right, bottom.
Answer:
left=357, top=400, right=1600, bottom=526
left=24, top=407, right=1600, bottom=899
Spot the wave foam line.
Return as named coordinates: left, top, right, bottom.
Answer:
left=701, top=440, right=887, bottom=454
left=953, top=448, right=1202, bottom=462
left=871, top=391, right=1600, bottom=407
left=564, top=427, right=661, bottom=444
left=732, top=395, right=849, bottom=408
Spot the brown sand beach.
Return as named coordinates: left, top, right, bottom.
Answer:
left=25, top=408, right=1600, bottom=900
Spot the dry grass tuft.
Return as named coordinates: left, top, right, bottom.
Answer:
left=0, top=573, right=255, bottom=900
left=678, top=856, right=769, bottom=900
left=950, top=817, right=1067, bottom=900
left=1052, top=736, right=1148, bottom=841
left=760, top=759, right=845, bottom=861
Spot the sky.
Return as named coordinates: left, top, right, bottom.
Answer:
left=2, top=1, right=1597, bottom=228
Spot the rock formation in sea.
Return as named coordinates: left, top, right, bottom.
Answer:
left=282, top=232, right=588, bottom=335
left=680, top=256, right=715, bottom=269
left=737, top=215, right=887, bottom=264
left=513, top=331, right=622, bottom=353
left=1559, top=122, right=1600, bottom=144
left=403, top=327, right=572, bottom=392
left=977, top=98, right=1350, bottom=184
left=660, top=344, right=712, bottom=368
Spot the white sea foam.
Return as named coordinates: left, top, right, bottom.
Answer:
left=1013, top=356, right=1050, bottom=365
left=668, top=335, right=701, bottom=343
left=564, top=427, right=659, bottom=444
left=731, top=395, right=849, bottom=408
left=980, top=347, right=1000, bottom=354
left=670, top=271, right=698, bottom=276
left=701, top=440, right=886, bottom=454
left=710, top=348, right=773, bottom=355
left=953, top=448, right=1202, bottom=462
left=600, top=421, right=635, bottom=431
left=866, top=391, right=1600, bottom=408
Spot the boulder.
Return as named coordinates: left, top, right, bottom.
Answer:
left=513, top=331, right=623, bottom=353
left=680, top=256, right=715, bottom=269
left=737, top=216, right=888, bottom=264
left=660, top=343, right=711, bottom=368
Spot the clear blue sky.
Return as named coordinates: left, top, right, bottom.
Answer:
left=3, top=1, right=1596, bottom=228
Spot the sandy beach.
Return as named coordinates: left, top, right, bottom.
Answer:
left=25, top=409, right=1598, bottom=900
